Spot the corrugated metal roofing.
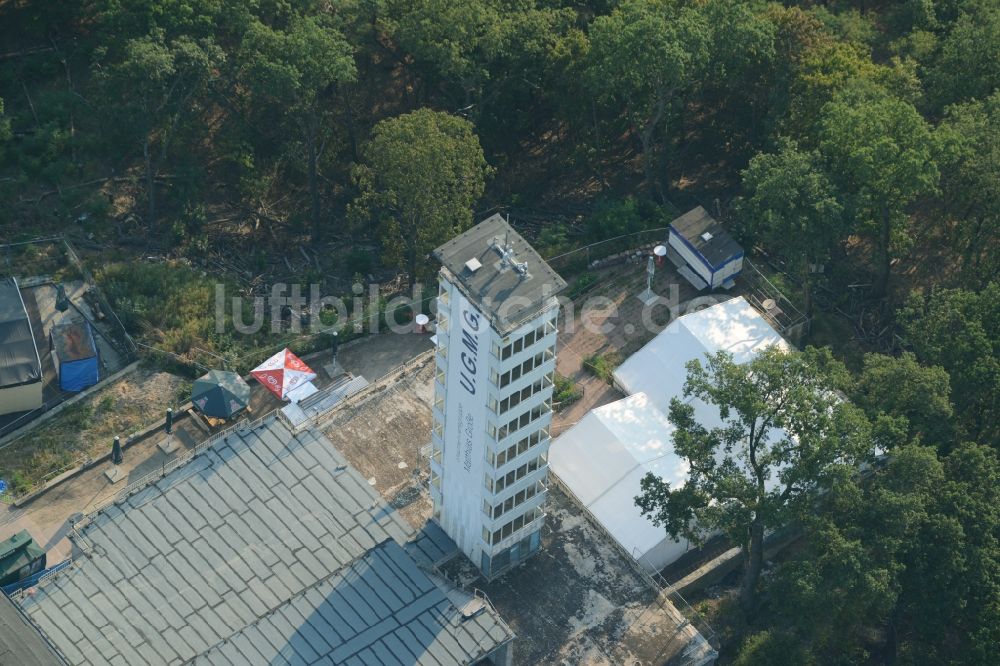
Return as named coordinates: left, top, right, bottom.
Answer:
left=0, top=277, right=42, bottom=388
left=0, top=594, right=64, bottom=666
left=18, top=418, right=509, bottom=665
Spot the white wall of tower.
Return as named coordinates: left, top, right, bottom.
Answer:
left=430, top=273, right=559, bottom=573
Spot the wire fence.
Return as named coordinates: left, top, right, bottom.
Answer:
left=544, top=227, right=671, bottom=277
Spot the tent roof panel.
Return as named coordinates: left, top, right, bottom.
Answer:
left=588, top=466, right=678, bottom=558
left=613, top=297, right=787, bottom=408
left=549, top=414, right=637, bottom=507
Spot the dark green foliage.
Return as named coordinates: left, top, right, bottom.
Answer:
left=1, top=0, right=999, bottom=661
left=899, top=284, right=1000, bottom=447
left=764, top=443, right=1000, bottom=664
left=552, top=373, right=582, bottom=411
left=350, top=108, right=491, bottom=286
left=854, top=352, right=955, bottom=450
left=583, top=351, right=620, bottom=384
left=635, top=346, right=873, bottom=614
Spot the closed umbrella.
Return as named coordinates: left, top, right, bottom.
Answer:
left=111, top=436, right=123, bottom=466
left=191, top=369, right=251, bottom=418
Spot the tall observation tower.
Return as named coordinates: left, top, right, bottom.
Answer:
left=430, top=214, right=567, bottom=579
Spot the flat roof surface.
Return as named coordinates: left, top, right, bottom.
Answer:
left=669, top=206, right=743, bottom=268
left=434, top=214, right=566, bottom=332
left=18, top=417, right=511, bottom=665
left=0, top=277, right=42, bottom=388
left=50, top=321, right=98, bottom=363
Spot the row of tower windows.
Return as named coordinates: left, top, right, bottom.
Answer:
left=495, top=325, right=543, bottom=361
left=484, top=506, right=544, bottom=546
left=490, top=402, right=550, bottom=441
left=492, top=317, right=556, bottom=362
left=493, top=375, right=552, bottom=416
left=492, top=348, right=553, bottom=389
left=484, top=480, right=543, bottom=521
left=487, top=428, right=548, bottom=468
left=485, top=452, right=546, bottom=493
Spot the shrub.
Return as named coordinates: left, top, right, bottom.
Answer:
left=566, top=272, right=597, bottom=300
left=553, top=373, right=582, bottom=411
left=584, top=351, right=621, bottom=384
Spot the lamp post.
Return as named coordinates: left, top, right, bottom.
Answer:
left=637, top=251, right=660, bottom=305
left=326, top=329, right=343, bottom=378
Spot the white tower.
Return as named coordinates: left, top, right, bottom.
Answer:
left=430, top=214, right=566, bottom=579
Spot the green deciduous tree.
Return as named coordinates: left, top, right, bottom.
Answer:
left=820, top=89, right=939, bottom=298
left=855, top=351, right=954, bottom=450
left=240, top=14, right=356, bottom=240
left=900, top=283, right=1000, bottom=447
left=381, top=0, right=503, bottom=107
left=351, top=108, right=491, bottom=286
left=926, top=4, right=1000, bottom=111
left=96, top=31, right=224, bottom=228
left=635, top=346, right=873, bottom=615
left=937, top=91, right=1000, bottom=286
left=739, top=139, right=844, bottom=317
left=584, top=0, right=709, bottom=199
left=757, top=442, right=1000, bottom=664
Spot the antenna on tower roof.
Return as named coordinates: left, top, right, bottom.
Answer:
left=490, top=220, right=529, bottom=278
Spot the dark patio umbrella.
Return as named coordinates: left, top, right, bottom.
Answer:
left=191, top=369, right=251, bottom=419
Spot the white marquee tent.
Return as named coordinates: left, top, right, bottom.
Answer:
left=613, top=296, right=788, bottom=408
left=550, top=392, right=711, bottom=570
left=551, top=296, right=791, bottom=572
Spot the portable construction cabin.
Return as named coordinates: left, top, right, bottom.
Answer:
left=667, top=206, right=744, bottom=290
left=51, top=320, right=100, bottom=392
left=0, top=278, right=43, bottom=416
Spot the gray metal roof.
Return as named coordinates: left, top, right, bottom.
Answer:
left=0, top=593, right=64, bottom=666
left=669, top=206, right=743, bottom=269
left=0, top=277, right=42, bottom=388
left=18, top=418, right=511, bottom=665
left=433, top=214, right=566, bottom=334
left=193, top=539, right=511, bottom=666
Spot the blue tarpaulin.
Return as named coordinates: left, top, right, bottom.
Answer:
left=51, top=321, right=99, bottom=392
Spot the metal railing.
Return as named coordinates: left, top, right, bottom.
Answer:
left=80, top=409, right=279, bottom=525
left=304, top=348, right=436, bottom=431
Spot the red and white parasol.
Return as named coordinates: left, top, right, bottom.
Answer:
left=251, top=348, right=317, bottom=400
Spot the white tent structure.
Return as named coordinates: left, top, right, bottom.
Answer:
left=550, top=393, right=707, bottom=570
left=613, top=296, right=788, bottom=408
left=551, top=296, right=791, bottom=572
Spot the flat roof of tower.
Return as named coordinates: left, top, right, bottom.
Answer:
left=434, top=214, right=566, bottom=333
